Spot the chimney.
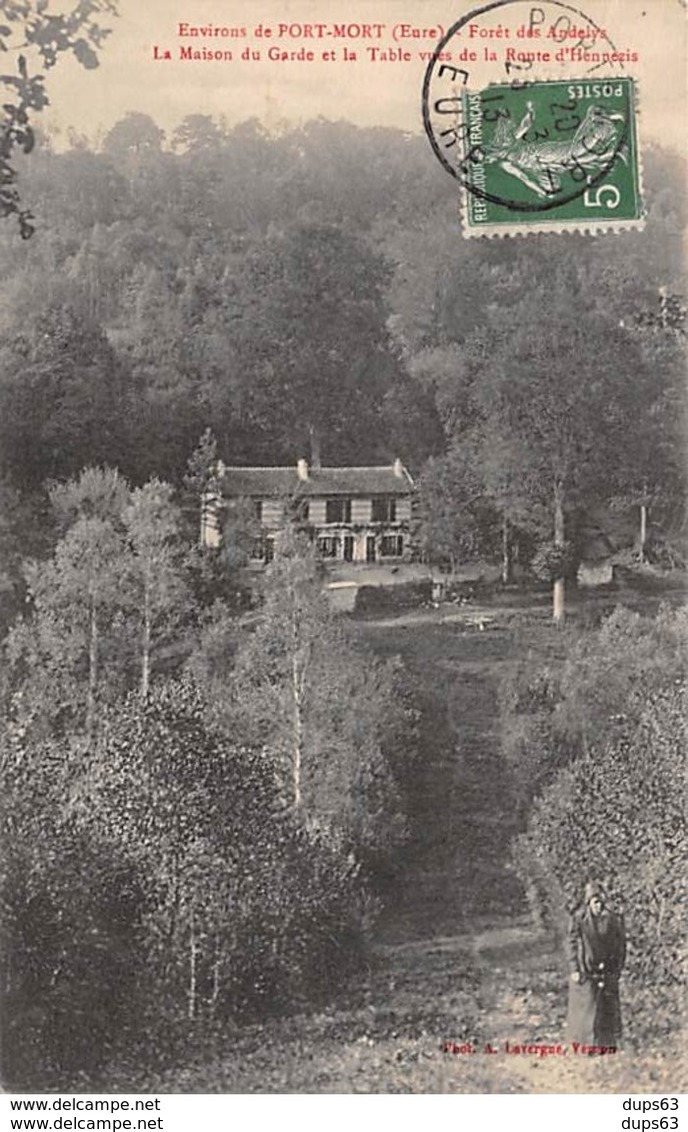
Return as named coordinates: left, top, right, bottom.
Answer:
left=297, top=458, right=309, bottom=482
left=393, top=458, right=404, bottom=479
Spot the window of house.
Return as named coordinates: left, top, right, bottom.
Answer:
left=251, top=535, right=275, bottom=563
left=253, top=500, right=263, bottom=522
left=380, top=535, right=403, bottom=558
left=325, top=498, right=351, bottom=523
left=318, top=536, right=340, bottom=559
left=371, top=497, right=397, bottom=522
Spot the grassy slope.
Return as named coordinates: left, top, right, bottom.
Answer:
left=119, top=609, right=685, bottom=1093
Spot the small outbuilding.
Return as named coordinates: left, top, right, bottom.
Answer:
left=577, top=531, right=616, bottom=588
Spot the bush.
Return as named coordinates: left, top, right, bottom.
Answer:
left=500, top=605, right=687, bottom=816
left=530, top=540, right=576, bottom=582
left=1, top=680, right=371, bottom=1088
left=513, top=685, right=686, bottom=1044
left=1, top=823, right=144, bottom=1087
left=354, top=579, right=431, bottom=613
left=194, top=533, right=417, bottom=865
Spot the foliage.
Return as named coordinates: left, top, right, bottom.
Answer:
left=6, top=512, right=133, bottom=739
left=0, top=119, right=682, bottom=517
left=190, top=529, right=414, bottom=862
left=530, top=539, right=576, bottom=582
left=0, top=0, right=118, bottom=236
left=1, top=679, right=370, bottom=1087
left=5, top=467, right=194, bottom=739
left=500, top=604, right=687, bottom=815
left=219, top=496, right=261, bottom=571
left=0, top=304, right=132, bottom=491
left=417, top=444, right=500, bottom=571
left=224, top=219, right=404, bottom=465
left=49, top=464, right=130, bottom=531
left=123, top=479, right=189, bottom=694
left=469, top=292, right=652, bottom=618
left=513, top=684, right=686, bottom=1041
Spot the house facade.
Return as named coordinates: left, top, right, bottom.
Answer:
left=201, top=457, right=414, bottom=567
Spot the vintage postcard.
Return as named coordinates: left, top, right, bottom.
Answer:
left=0, top=0, right=685, bottom=1105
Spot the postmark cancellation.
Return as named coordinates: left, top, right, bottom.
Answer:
left=422, top=1, right=645, bottom=237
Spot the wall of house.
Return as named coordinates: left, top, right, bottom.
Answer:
left=261, top=500, right=284, bottom=529
left=207, top=491, right=413, bottom=561
left=307, top=496, right=410, bottom=526
left=396, top=497, right=412, bottom=523
left=201, top=493, right=221, bottom=548
left=351, top=498, right=369, bottom=524
left=308, top=499, right=328, bottom=525
left=577, top=561, right=614, bottom=587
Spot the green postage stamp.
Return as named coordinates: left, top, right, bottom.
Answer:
left=456, top=77, right=642, bottom=236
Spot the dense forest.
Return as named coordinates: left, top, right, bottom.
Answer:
left=0, top=103, right=686, bottom=1089
left=0, top=113, right=685, bottom=601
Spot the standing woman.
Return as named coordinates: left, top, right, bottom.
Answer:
left=566, top=880, right=626, bottom=1047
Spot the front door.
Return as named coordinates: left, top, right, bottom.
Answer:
left=343, top=536, right=354, bottom=562
left=366, top=536, right=376, bottom=563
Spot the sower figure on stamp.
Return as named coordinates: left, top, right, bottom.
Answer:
left=566, top=881, right=626, bottom=1047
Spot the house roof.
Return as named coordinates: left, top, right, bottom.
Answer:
left=218, top=463, right=413, bottom=498
left=579, top=530, right=615, bottom=563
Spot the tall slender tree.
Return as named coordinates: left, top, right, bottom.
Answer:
left=472, top=293, right=649, bottom=623
left=124, top=480, right=188, bottom=697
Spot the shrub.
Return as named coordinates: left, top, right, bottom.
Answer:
left=194, top=533, right=417, bottom=864
left=530, top=539, right=576, bottom=582
left=1, top=680, right=371, bottom=1087
left=354, top=579, right=431, bottom=613
left=1, top=821, right=144, bottom=1088
left=500, top=604, right=687, bottom=816
left=513, top=685, right=686, bottom=1043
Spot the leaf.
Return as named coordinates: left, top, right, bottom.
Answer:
left=72, top=38, right=98, bottom=68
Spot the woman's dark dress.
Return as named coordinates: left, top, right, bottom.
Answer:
left=566, top=905, right=626, bottom=1046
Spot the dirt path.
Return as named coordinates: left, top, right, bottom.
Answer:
left=134, top=618, right=684, bottom=1094
left=360, top=620, right=525, bottom=941
left=145, top=919, right=683, bottom=1093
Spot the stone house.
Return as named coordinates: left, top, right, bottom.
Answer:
left=201, top=458, right=414, bottom=567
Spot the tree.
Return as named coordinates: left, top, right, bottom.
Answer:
left=229, top=530, right=327, bottom=812
left=471, top=288, right=650, bottom=623
left=171, top=114, right=224, bottom=154
left=49, top=464, right=130, bottom=532
left=202, top=529, right=410, bottom=858
left=102, top=111, right=164, bottom=161
left=474, top=422, right=545, bottom=584
left=0, top=0, right=119, bottom=237
left=500, top=604, right=687, bottom=817
left=1, top=679, right=367, bottom=1084
left=5, top=468, right=194, bottom=738
left=610, top=290, right=687, bottom=561
left=417, top=443, right=499, bottom=574
left=0, top=303, right=132, bottom=490
left=0, top=476, right=51, bottom=634
left=183, top=428, right=218, bottom=545
left=7, top=513, right=132, bottom=743
left=123, top=480, right=189, bottom=697
left=226, top=220, right=403, bottom=465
